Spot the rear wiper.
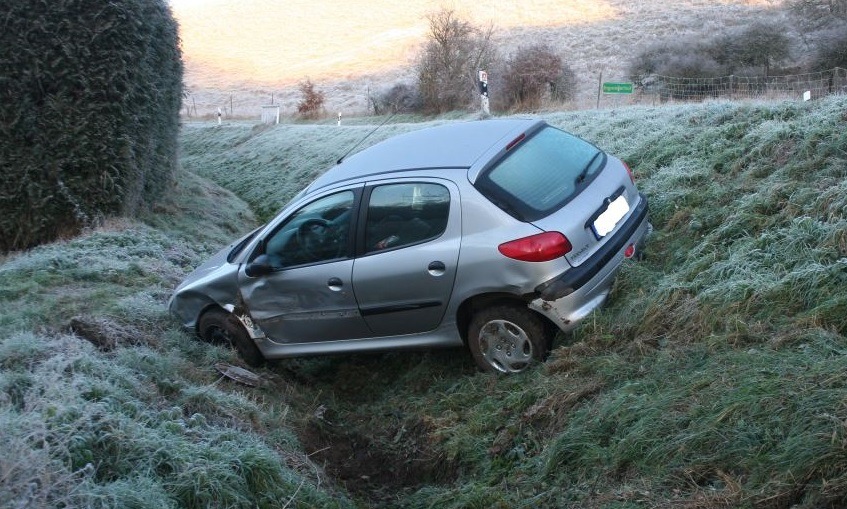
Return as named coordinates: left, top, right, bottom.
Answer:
left=575, top=152, right=602, bottom=185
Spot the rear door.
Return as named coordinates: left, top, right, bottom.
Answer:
left=351, top=179, right=461, bottom=336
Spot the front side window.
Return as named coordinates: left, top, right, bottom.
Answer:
left=364, top=183, right=450, bottom=253
left=476, top=126, right=606, bottom=222
left=263, top=191, right=355, bottom=268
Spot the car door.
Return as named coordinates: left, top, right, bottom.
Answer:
left=238, top=187, right=373, bottom=343
left=352, top=180, right=461, bottom=336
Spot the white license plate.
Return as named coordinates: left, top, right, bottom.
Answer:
left=592, top=195, right=629, bottom=237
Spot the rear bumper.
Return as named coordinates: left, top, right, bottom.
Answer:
left=529, top=194, right=649, bottom=332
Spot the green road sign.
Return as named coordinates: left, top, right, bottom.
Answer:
left=602, top=82, right=633, bottom=94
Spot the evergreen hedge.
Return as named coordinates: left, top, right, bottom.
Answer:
left=0, top=0, right=183, bottom=252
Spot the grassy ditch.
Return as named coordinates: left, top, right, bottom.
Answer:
left=0, top=171, right=353, bottom=508
left=3, top=96, right=845, bottom=508
left=179, top=97, right=847, bottom=507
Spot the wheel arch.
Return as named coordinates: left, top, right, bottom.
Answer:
left=194, top=303, right=231, bottom=336
left=456, top=292, right=555, bottom=347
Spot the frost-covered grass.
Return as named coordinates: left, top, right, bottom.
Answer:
left=0, top=171, right=352, bottom=508
left=5, top=96, right=846, bottom=508
left=178, top=116, right=463, bottom=222
left=180, top=96, right=847, bottom=507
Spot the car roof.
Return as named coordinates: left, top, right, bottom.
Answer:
left=307, top=118, right=543, bottom=192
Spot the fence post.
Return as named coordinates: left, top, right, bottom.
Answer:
left=729, top=75, right=734, bottom=100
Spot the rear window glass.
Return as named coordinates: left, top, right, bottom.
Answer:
left=476, top=126, right=606, bottom=221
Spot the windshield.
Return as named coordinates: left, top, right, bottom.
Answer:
left=475, top=126, right=606, bottom=222
left=226, top=227, right=262, bottom=263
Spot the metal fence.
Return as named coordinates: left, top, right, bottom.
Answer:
left=637, top=67, right=847, bottom=103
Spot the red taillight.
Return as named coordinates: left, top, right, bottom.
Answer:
left=498, top=232, right=572, bottom=262
left=623, top=161, right=635, bottom=183
left=624, top=243, right=635, bottom=259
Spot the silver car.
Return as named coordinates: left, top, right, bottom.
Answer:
left=169, top=118, right=649, bottom=373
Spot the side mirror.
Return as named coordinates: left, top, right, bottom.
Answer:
left=245, top=254, right=274, bottom=278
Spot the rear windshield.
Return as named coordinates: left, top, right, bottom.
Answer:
left=475, top=126, right=606, bottom=222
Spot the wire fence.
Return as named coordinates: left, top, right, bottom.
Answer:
left=184, top=68, right=847, bottom=119
left=630, top=67, right=847, bottom=104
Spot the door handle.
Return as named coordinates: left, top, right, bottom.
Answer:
left=427, top=261, right=446, bottom=276
left=327, top=277, right=343, bottom=291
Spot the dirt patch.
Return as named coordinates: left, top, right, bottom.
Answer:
left=299, top=406, right=457, bottom=504
left=67, top=315, right=159, bottom=351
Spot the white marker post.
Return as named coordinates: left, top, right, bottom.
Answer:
left=803, top=90, right=811, bottom=102
left=478, top=70, right=490, bottom=116
left=217, top=107, right=222, bottom=125
left=337, top=112, right=342, bottom=126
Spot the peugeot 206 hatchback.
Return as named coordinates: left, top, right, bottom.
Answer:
left=169, top=118, right=649, bottom=373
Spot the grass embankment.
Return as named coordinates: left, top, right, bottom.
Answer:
left=2, top=97, right=845, bottom=508
left=0, top=172, right=353, bottom=507
left=181, top=97, right=847, bottom=508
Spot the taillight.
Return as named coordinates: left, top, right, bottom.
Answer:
left=623, top=161, right=635, bottom=183
left=498, top=232, right=572, bottom=262
left=505, top=133, right=526, bottom=151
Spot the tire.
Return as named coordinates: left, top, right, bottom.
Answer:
left=467, top=305, right=551, bottom=374
left=198, top=308, right=265, bottom=367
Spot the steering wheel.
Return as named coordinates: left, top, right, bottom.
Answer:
left=296, top=218, right=330, bottom=260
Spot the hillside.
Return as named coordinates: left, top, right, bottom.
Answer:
left=2, top=96, right=847, bottom=507
left=171, top=0, right=791, bottom=117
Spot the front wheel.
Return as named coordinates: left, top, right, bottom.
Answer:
left=467, top=305, right=551, bottom=374
left=198, top=308, right=265, bottom=367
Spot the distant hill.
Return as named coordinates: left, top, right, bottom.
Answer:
left=171, top=0, right=790, bottom=117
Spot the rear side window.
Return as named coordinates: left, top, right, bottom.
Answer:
left=364, top=183, right=450, bottom=253
left=476, top=126, right=606, bottom=222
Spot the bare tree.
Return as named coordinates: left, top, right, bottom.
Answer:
left=716, top=21, right=792, bottom=78
left=416, top=8, right=496, bottom=114
left=296, top=79, right=325, bottom=119
left=811, top=26, right=847, bottom=69
left=630, top=22, right=791, bottom=84
left=376, top=83, right=422, bottom=113
left=502, top=44, right=574, bottom=110
left=790, top=0, right=847, bottom=29
left=787, top=1, right=846, bottom=70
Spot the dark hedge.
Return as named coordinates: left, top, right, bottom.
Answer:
left=0, top=0, right=183, bottom=252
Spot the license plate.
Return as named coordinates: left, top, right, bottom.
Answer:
left=592, top=195, right=629, bottom=237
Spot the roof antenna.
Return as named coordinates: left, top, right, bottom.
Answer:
left=336, top=112, right=397, bottom=165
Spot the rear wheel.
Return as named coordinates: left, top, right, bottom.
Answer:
left=198, top=308, right=265, bottom=367
left=467, top=305, right=551, bottom=374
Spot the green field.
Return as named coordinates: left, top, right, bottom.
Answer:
left=2, top=97, right=846, bottom=508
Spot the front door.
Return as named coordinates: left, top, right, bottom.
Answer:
left=239, top=189, right=372, bottom=343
